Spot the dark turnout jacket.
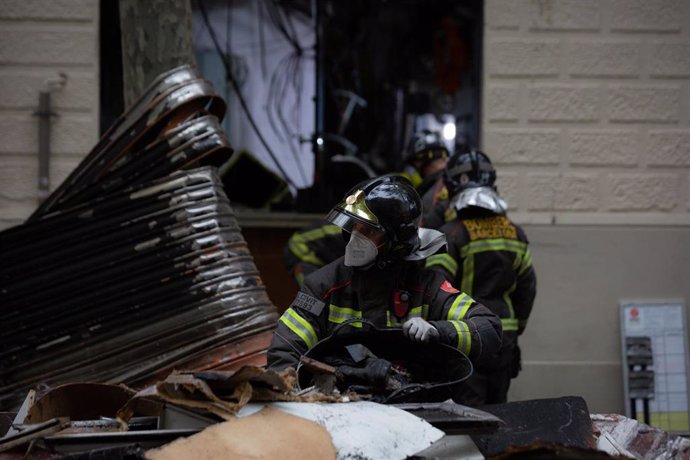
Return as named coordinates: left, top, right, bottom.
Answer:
left=426, top=209, right=536, bottom=348
left=267, top=257, right=503, bottom=371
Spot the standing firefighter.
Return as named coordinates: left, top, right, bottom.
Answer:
left=268, top=175, right=502, bottom=373
left=426, top=149, right=537, bottom=405
left=403, top=130, right=451, bottom=229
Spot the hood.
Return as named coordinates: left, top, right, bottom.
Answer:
left=449, top=186, right=508, bottom=214
left=402, top=228, right=446, bottom=261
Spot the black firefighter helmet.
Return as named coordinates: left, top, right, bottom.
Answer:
left=406, top=130, right=449, bottom=169
left=443, top=148, right=497, bottom=197
left=326, top=175, right=422, bottom=260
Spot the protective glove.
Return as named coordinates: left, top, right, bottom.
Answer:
left=402, top=317, right=440, bottom=344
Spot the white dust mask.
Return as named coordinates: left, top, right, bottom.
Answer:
left=344, top=230, right=378, bottom=267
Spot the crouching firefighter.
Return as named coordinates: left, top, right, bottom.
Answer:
left=267, top=175, right=503, bottom=380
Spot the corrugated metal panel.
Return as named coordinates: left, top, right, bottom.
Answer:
left=0, top=66, right=278, bottom=410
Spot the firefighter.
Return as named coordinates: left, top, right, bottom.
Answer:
left=284, top=131, right=450, bottom=287
left=401, top=130, right=451, bottom=229
left=425, top=149, right=537, bottom=405
left=283, top=219, right=344, bottom=287
left=268, top=175, right=503, bottom=373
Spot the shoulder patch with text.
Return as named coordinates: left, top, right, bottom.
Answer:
left=291, top=292, right=326, bottom=316
left=440, top=280, right=460, bottom=293
left=462, top=216, right=517, bottom=241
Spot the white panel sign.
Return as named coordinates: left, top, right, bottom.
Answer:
left=620, top=300, right=690, bottom=432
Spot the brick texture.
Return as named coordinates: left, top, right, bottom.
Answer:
left=0, top=71, right=97, bottom=110
left=496, top=172, right=520, bottom=211
left=484, top=129, right=561, bottom=165
left=0, top=155, right=78, bottom=200
left=486, top=0, right=522, bottom=30
left=648, top=131, right=690, bottom=167
left=487, top=39, right=561, bottom=77
left=0, top=0, right=96, bottom=21
left=0, top=3, right=98, bottom=226
left=526, top=173, right=600, bottom=211
left=485, top=85, right=521, bottom=122
left=608, top=0, right=682, bottom=32
left=568, top=41, right=639, bottom=78
left=607, top=86, right=680, bottom=123
left=0, top=156, right=79, bottom=227
left=649, top=42, right=690, bottom=78
left=608, top=174, right=679, bottom=211
left=569, top=130, right=640, bottom=166
left=0, top=28, right=96, bottom=65
left=483, top=0, right=689, bottom=223
left=527, top=85, right=601, bottom=122
left=528, top=0, right=601, bottom=31
left=0, top=114, right=97, bottom=155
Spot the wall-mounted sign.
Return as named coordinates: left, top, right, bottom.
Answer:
left=620, top=300, right=690, bottom=432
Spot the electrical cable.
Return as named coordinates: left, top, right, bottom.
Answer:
left=197, top=0, right=298, bottom=189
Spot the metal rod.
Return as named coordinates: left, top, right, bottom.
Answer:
left=36, top=91, right=53, bottom=202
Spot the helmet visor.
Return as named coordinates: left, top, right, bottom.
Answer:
left=326, top=208, right=386, bottom=241
left=327, top=188, right=386, bottom=240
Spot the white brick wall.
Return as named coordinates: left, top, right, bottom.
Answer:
left=484, top=0, right=690, bottom=224
left=0, top=2, right=99, bottom=229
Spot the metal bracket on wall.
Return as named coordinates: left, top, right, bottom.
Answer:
left=33, top=73, right=67, bottom=203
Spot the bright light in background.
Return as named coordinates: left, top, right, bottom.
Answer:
left=316, top=137, right=324, bottom=146
left=442, top=121, right=456, bottom=141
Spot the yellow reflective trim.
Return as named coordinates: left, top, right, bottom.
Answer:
left=449, top=320, right=471, bottom=355
left=294, top=224, right=341, bottom=242
left=280, top=308, right=318, bottom=349
left=288, top=239, right=323, bottom=266
left=501, top=318, right=519, bottom=331
left=460, top=321, right=471, bottom=355
left=407, top=305, right=430, bottom=320
left=448, top=293, right=473, bottom=321
left=386, top=311, right=402, bottom=327
left=462, top=254, right=474, bottom=295
left=518, top=249, right=533, bottom=275
left=503, top=282, right=516, bottom=317
left=328, top=305, right=363, bottom=327
left=460, top=239, right=527, bottom=258
left=425, top=254, right=458, bottom=277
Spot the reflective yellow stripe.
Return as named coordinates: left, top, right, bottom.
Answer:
left=386, top=311, right=401, bottom=327
left=518, top=249, right=533, bottom=275
left=294, top=224, right=341, bottom=242
left=287, top=225, right=341, bottom=266
left=386, top=304, right=430, bottom=326
left=425, top=254, right=458, bottom=277
left=328, top=305, right=363, bottom=327
left=502, top=282, right=516, bottom=318
left=449, top=320, right=471, bottom=355
left=279, top=308, right=318, bottom=349
left=501, top=318, right=519, bottom=331
left=448, top=293, right=473, bottom=321
left=288, top=239, right=324, bottom=266
left=462, top=254, right=474, bottom=295
left=460, top=239, right=527, bottom=258
left=407, top=304, right=430, bottom=319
